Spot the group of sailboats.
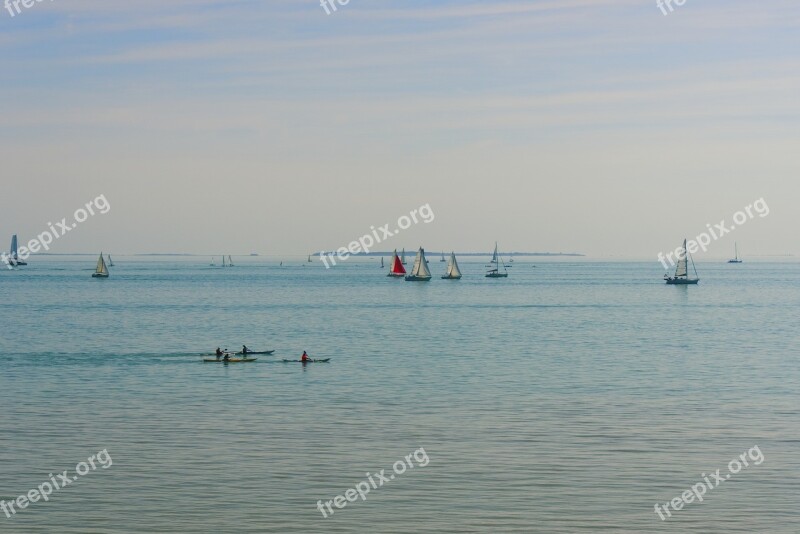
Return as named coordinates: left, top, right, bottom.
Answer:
left=211, top=256, right=235, bottom=267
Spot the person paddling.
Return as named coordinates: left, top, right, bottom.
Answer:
left=301, top=351, right=310, bottom=362
left=215, top=347, right=223, bottom=360
left=242, top=345, right=249, bottom=354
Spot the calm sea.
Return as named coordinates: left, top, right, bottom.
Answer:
left=1, top=256, right=798, bottom=533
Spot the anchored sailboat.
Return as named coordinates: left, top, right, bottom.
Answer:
left=308, top=255, right=312, bottom=263
left=405, top=247, right=432, bottom=281
left=92, top=252, right=109, bottom=278
left=387, top=249, right=406, bottom=277
left=222, top=256, right=227, bottom=267
left=665, top=239, right=699, bottom=284
left=228, top=255, right=234, bottom=267
left=728, top=242, right=742, bottom=264
left=440, top=251, right=446, bottom=262
left=381, top=257, right=385, bottom=269
left=441, top=252, right=462, bottom=280
left=210, top=257, right=216, bottom=266
left=486, top=242, right=508, bottom=278
left=9, top=235, right=26, bottom=266
left=107, top=254, right=114, bottom=267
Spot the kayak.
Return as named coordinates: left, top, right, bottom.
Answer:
left=281, top=358, right=330, bottom=363
left=236, top=350, right=275, bottom=355
left=203, top=358, right=257, bottom=363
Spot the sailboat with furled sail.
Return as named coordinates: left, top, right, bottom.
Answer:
left=387, top=249, right=406, bottom=277
left=92, top=252, right=109, bottom=278
left=441, top=252, right=462, bottom=280
left=486, top=242, right=508, bottom=278
left=665, top=239, right=699, bottom=284
left=405, top=247, right=432, bottom=281
left=381, top=257, right=384, bottom=269
left=9, top=235, right=26, bottom=266
left=728, top=242, right=742, bottom=264
left=401, top=248, right=407, bottom=265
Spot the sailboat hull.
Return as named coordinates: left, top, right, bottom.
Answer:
left=665, top=278, right=698, bottom=285
left=441, top=275, right=462, bottom=279
left=486, top=272, right=508, bottom=278
left=404, top=275, right=431, bottom=281
left=387, top=272, right=405, bottom=278
left=92, top=273, right=109, bottom=278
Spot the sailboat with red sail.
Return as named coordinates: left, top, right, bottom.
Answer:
left=387, top=249, right=406, bottom=277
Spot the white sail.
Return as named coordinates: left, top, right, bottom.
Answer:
left=228, top=255, right=234, bottom=266
left=674, top=239, right=688, bottom=278
left=491, top=243, right=498, bottom=263
left=410, top=247, right=431, bottom=278
left=96, top=253, right=108, bottom=275
left=447, top=252, right=462, bottom=278
left=10, top=234, right=18, bottom=259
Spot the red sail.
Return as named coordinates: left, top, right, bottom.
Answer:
left=390, top=254, right=406, bottom=274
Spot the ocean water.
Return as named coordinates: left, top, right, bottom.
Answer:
left=1, top=256, right=798, bottom=533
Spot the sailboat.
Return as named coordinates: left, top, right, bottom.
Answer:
left=10, top=235, right=26, bottom=266
left=92, top=252, right=109, bottom=278
left=405, top=247, right=432, bottom=281
left=728, top=242, right=742, bottom=264
left=401, top=248, right=407, bottom=265
left=222, top=256, right=227, bottom=267
left=228, top=255, right=234, bottom=267
left=665, top=239, right=699, bottom=284
left=107, top=254, right=114, bottom=267
left=308, top=255, right=312, bottom=263
left=441, top=251, right=462, bottom=280
left=381, top=257, right=385, bottom=269
left=210, top=257, right=216, bottom=266
left=387, top=249, right=406, bottom=277
left=440, top=251, right=446, bottom=262
left=486, top=242, right=508, bottom=278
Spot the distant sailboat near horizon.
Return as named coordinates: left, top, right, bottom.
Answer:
left=381, top=257, right=385, bottom=269
left=222, top=256, right=227, bottom=267
left=387, top=249, right=406, bottom=277
left=440, top=251, right=446, bottom=262
left=728, top=242, right=743, bottom=263
left=401, top=248, right=407, bottom=265
left=665, top=239, right=699, bottom=284
left=210, top=257, right=215, bottom=266
left=405, top=247, right=432, bottom=281
left=107, top=254, right=114, bottom=267
left=228, top=255, right=234, bottom=267
left=442, top=251, right=462, bottom=280
left=308, top=255, right=313, bottom=263
left=10, top=235, right=26, bottom=266
left=92, top=252, right=109, bottom=278
left=486, top=242, right=509, bottom=278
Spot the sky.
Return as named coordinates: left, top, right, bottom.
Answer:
left=1, top=0, right=799, bottom=258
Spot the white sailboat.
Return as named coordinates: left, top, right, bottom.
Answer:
left=308, top=255, right=313, bottom=263
left=92, top=252, right=109, bottom=278
left=486, top=242, right=508, bottom=278
left=107, top=254, right=114, bottom=267
left=10, top=234, right=26, bottom=266
left=405, top=247, right=432, bottom=281
left=665, top=239, right=699, bottom=284
left=441, top=252, right=462, bottom=280
left=401, top=248, right=407, bottom=265
left=228, top=255, right=234, bottom=267
left=222, top=256, right=227, bottom=267
left=728, top=242, right=742, bottom=264
left=440, top=251, right=446, bottom=262
left=210, top=257, right=216, bottom=266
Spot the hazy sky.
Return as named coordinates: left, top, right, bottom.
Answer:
left=1, top=0, right=798, bottom=258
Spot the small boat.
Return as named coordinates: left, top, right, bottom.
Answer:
left=440, top=251, right=446, bottom=262
left=203, top=357, right=257, bottom=363
left=405, top=247, right=432, bottom=281
left=401, top=248, right=407, bottom=265
left=486, top=242, right=508, bottom=278
left=308, top=254, right=313, bottom=263
left=728, top=242, right=742, bottom=263
left=92, top=252, right=110, bottom=278
left=222, top=256, right=227, bottom=267
left=665, top=239, right=699, bottom=284
left=387, top=249, right=407, bottom=277
left=282, top=358, right=331, bottom=363
left=228, top=255, right=234, bottom=267
left=380, top=257, right=385, bottom=269
left=442, top=251, right=462, bottom=279
left=9, top=235, right=26, bottom=266
left=107, top=254, right=114, bottom=267
left=210, top=257, right=215, bottom=266
left=236, top=350, right=275, bottom=355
